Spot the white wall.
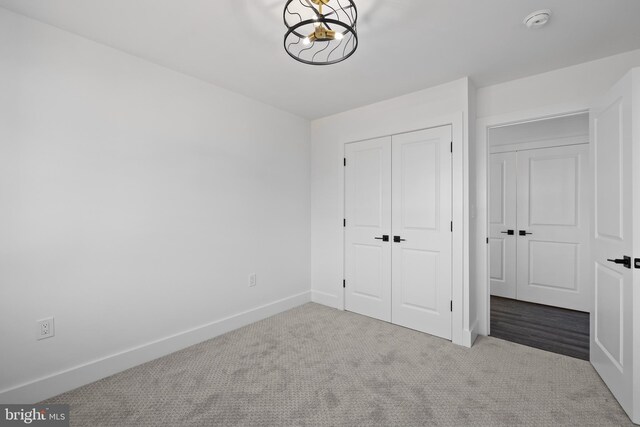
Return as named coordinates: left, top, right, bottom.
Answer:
left=310, top=78, right=476, bottom=345
left=477, top=49, right=640, bottom=119
left=473, top=49, right=640, bottom=335
left=0, top=8, right=311, bottom=403
left=488, top=113, right=588, bottom=149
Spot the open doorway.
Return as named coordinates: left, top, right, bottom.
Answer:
left=487, top=112, right=591, bottom=360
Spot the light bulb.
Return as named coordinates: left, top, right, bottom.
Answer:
left=334, top=32, right=344, bottom=40
left=302, top=37, right=311, bottom=45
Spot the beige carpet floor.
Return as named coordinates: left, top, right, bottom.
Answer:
left=42, top=303, right=632, bottom=426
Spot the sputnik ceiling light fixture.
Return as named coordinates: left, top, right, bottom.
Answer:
left=284, top=0, right=358, bottom=65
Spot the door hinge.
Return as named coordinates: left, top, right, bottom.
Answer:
left=450, top=141, right=453, bottom=153
left=450, top=300, right=453, bottom=312
left=450, top=221, right=453, bottom=232
left=343, top=157, right=346, bottom=166
left=636, top=258, right=640, bottom=269
left=486, top=237, right=489, bottom=244
left=343, top=280, right=346, bottom=288
left=343, top=218, right=346, bottom=227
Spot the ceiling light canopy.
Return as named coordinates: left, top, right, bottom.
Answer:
left=284, top=0, right=358, bottom=65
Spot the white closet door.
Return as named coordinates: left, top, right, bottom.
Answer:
left=391, top=126, right=452, bottom=340
left=515, top=144, right=590, bottom=312
left=344, top=137, right=392, bottom=322
left=489, top=152, right=517, bottom=298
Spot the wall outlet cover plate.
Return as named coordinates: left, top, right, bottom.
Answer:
left=37, top=317, right=55, bottom=340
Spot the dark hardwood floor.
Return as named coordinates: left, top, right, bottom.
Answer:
left=490, top=296, right=590, bottom=360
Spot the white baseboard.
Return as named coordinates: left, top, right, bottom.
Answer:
left=0, top=291, right=311, bottom=404
left=311, top=290, right=339, bottom=309
left=462, top=319, right=479, bottom=348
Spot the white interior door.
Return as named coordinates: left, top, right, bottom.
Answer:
left=489, top=152, right=517, bottom=298
left=344, top=137, right=392, bottom=322
left=590, top=70, right=637, bottom=422
left=515, top=144, right=590, bottom=312
left=391, top=126, right=452, bottom=339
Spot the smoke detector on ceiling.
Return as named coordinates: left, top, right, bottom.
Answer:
left=523, top=9, right=552, bottom=29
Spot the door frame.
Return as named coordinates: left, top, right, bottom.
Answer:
left=340, top=113, right=468, bottom=346
left=476, top=105, right=590, bottom=336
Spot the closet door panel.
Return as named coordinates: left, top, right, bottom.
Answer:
left=344, top=137, right=392, bottom=322
left=489, top=152, right=517, bottom=298
left=516, top=144, right=590, bottom=312
left=391, top=125, right=452, bottom=340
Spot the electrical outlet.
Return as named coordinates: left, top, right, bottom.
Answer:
left=37, top=317, right=55, bottom=340
left=249, top=273, right=257, bottom=287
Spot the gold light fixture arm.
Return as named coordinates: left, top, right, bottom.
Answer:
left=306, top=0, right=340, bottom=42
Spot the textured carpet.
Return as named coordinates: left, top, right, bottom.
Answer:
left=42, top=303, right=632, bottom=426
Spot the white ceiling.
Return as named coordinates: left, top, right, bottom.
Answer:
left=2, top=0, right=640, bottom=119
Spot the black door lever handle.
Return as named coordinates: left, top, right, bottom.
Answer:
left=393, top=236, right=406, bottom=243
left=607, top=256, right=631, bottom=269
left=501, top=230, right=514, bottom=235
left=374, top=235, right=389, bottom=242
left=519, top=230, right=533, bottom=236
